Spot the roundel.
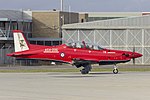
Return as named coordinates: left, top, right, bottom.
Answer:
left=60, top=52, right=65, bottom=58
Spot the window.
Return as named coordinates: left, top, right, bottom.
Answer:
left=66, top=41, right=104, bottom=50
left=66, top=42, right=84, bottom=48
left=85, top=43, right=104, bottom=50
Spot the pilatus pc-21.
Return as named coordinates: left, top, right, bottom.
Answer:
left=7, top=30, right=142, bottom=74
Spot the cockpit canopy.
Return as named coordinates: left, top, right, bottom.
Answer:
left=65, top=41, right=104, bottom=50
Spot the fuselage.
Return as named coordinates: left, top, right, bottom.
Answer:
left=8, top=44, right=142, bottom=64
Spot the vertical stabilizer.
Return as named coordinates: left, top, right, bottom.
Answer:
left=13, top=30, right=29, bottom=52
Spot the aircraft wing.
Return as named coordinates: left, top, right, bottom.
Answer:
left=72, top=58, right=130, bottom=65
left=99, top=60, right=131, bottom=65
left=72, top=58, right=100, bottom=65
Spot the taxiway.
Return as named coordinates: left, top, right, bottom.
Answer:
left=0, top=72, right=150, bottom=100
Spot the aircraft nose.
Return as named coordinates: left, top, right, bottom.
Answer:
left=132, top=52, right=143, bottom=58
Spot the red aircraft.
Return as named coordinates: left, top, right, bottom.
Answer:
left=7, top=30, right=142, bottom=74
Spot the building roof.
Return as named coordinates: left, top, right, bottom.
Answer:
left=87, top=12, right=142, bottom=17
left=28, top=38, right=62, bottom=41
left=0, top=37, right=62, bottom=41
left=62, top=15, right=150, bottom=29
left=0, top=10, right=32, bottom=21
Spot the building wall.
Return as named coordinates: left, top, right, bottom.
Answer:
left=79, top=13, right=88, bottom=23
left=32, top=11, right=60, bottom=38
left=63, top=29, right=150, bottom=65
left=60, top=12, right=79, bottom=24
left=32, top=11, right=79, bottom=38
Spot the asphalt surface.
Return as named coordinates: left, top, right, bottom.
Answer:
left=0, top=72, right=150, bottom=100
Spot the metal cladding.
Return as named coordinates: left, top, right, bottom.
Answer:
left=62, top=15, right=150, bottom=29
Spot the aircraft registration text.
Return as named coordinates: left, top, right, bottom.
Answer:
left=43, top=48, right=59, bottom=53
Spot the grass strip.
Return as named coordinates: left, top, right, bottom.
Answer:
left=0, top=67, right=150, bottom=73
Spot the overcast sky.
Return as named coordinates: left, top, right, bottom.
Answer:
left=0, top=0, right=150, bottom=12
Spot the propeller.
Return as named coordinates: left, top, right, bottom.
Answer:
left=132, top=46, right=135, bottom=65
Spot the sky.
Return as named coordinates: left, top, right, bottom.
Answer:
left=0, top=0, right=150, bottom=12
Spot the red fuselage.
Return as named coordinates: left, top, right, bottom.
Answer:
left=7, top=44, right=142, bottom=65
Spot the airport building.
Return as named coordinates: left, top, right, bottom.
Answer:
left=62, top=15, right=150, bottom=65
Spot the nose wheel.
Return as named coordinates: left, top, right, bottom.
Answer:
left=113, top=65, right=118, bottom=74
left=80, top=69, right=89, bottom=74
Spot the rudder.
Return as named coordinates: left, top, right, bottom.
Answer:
left=13, top=30, right=29, bottom=52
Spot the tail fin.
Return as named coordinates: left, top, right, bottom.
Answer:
left=13, top=30, right=29, bottom=52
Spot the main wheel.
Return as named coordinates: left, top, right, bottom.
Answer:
left=113, top=69, right=118, bottom=74
left=80, top=69, right=89, bottom=74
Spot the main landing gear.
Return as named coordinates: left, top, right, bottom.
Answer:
left=113, top=65, right=119, bottom=74
left=80, top=64, right=92, bottom=74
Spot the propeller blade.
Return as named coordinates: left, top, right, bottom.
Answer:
left=133, top=46, right=135, bottom=53
left=133, top=58, right=135, bottom=65
left=132, top=46, right=135, bottom=65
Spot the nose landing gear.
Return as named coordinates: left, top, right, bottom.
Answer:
left=113, top=65, right=118, bottom=74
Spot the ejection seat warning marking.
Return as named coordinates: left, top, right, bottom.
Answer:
left=44, top=48, right=59, bottom=53
left=60, top=52, right=65, bottom=58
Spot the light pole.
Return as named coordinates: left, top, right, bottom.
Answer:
left=61, top=0, right=63, bottom=11
left=60, top=15, right=64, bottom=38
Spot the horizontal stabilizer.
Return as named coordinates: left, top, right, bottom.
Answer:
left=7, top=52, right=35, bottom=57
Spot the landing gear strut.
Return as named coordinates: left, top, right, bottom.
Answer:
left=80, top=64, right=92, bottom=74
left=113, top=65, right=118, bottom=74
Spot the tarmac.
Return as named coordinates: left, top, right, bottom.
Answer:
left=0, top=71, right=150, bottom=100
